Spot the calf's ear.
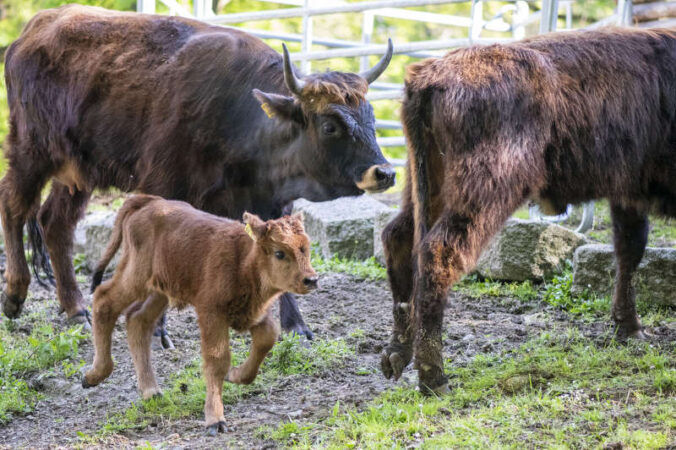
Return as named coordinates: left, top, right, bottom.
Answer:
left=243, top=212, right=268, bottom=242
left=252, top=89, right=304, bottom=124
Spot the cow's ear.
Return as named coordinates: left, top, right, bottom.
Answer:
left=252, top=89, right=304, bottom=124
left=243, top=212, right=268, bottom=242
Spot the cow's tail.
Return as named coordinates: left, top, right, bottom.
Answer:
left=27, top=216, right=55, bottom=288
left=91, top=195, right=156, bottom=292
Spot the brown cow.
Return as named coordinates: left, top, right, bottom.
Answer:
left=381, top=27, right=676, bottom=394
left=81, top=195, right=317, bottom=434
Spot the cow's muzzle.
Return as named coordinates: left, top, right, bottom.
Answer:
left=356, top=164, right=396, bottom=193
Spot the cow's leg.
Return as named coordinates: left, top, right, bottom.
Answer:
left=197, top=310, right=230, bottom=435
left=152, top=312, right=175, bottom=350
left=610, top=203, right=648, bottom=339
left=83, top=279, right=140, bottom=387
left=125, top=292, right=169, bottom=398
left=38, top=183, right=91, bottom=324
left=279, top=292, right=313, bottom=340
left=380, top=203, right=415, bottom=381
left=227, top=313, right=279, bottom=385
left=0, top=165, right=48, bottom=318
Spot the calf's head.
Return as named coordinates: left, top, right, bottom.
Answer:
left=253, top=40, right=396, bottom=196
left=243, top=212, right=317, bottom=295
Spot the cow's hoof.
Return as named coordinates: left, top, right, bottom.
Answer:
left=206, top=421, right=227, bottom=436
left=287, top=324, right=314, bottom=341
left=1, top=292, right=25, bottom=319
left=67, top=310, right=91, bottom=331
left=151, top=334, right=176, bottom=351
left=381, top=343, right=412, bottom=381
left=614, top=323, right=648, bottom=341
left=419, top=371, right=449, bottom=397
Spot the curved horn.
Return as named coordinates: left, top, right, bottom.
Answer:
left=360, top=38, right=393, bottom=84
left=282, top=43, right=305, bottom=96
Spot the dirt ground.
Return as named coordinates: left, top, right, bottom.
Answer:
left=0, top=266, right=673, bottom=449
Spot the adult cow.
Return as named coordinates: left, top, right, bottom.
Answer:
left=381, top=27, right=676, bottom=393
left=0, top=5, right=395, bottom=343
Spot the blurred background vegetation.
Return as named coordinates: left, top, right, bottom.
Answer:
left=0, top=0, right=617, bottom=176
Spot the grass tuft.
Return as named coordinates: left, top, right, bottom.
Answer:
left=311, top=246, right=387, bottom=281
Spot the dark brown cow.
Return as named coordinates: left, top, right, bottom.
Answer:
left=0, top=5, right=394, bottom=340
left=381, top=27, right=676, bottom=393
left=82, top=194, right=316, bottom=434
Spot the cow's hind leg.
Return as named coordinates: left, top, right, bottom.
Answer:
left=279, top=292, right=313, bottom=340
left=0, top=164, right=49, bottom=318
left=610, top=203, right=648, bottom=339
left=83, top=279, right=141, bottom=387
left=197, top=309, right=230, bottom=435
left=38, top=183, right=91, bottom=324
left=227, top=313, right=279, bottom=385
left=126, top=293, right=169, bottom=398
left=380, top=203, right=415, bottom=381
left=152, top=312, right=175, bottom=350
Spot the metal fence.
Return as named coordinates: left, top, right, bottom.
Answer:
left=136, top=0, right=636, bottom=231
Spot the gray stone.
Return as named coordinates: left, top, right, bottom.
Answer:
left=74, top=211, right=118, bottom=272
left=475, top=219, right=587, bottom=281
left=571, top=244, right=676, bottom=307
left=293, top=196, right=393, bottom=260
left=373, top=207, right=400, bottom=265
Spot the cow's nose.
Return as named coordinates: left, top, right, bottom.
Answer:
left=374, top=166, right=396, bottom=185
left=303, top=276, right=318, bottom=289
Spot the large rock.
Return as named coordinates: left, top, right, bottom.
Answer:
left=74, top=211, right=118, bottom=272
left=475, top=219, right=587, bottom=281
left=572, top=244, right=676, bottom=306
left=293, top=196, right=394, bottom=260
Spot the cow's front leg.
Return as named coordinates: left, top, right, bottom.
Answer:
left=197, top=310, right=231, bottom=436
left=610, top=204, right=648, bottom=339
left=38, top=183, right=91, bottom=326
left=227, top=313, right=279, bottom=385
left=380, top=203, right=415, bottom=381
left=279, top=292, right=313, bottom=340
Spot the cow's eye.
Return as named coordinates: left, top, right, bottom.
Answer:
left=274, top=250, right=285, bottom=260
left=321, top=121, right=337, bottom=136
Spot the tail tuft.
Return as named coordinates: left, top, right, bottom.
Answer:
left=27, top=218, right=55, bottom=288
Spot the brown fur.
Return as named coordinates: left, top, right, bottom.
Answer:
left=82, top=195, right=317, bottom=430
left=382, top=27, right=676, bottom=393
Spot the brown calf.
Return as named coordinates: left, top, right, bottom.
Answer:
left=381, top=27, right=676, bottom=394
left=82, top=195, right=317, bottom=434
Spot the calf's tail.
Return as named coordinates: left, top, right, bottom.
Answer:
left=91, top=195, right=157, bottom=292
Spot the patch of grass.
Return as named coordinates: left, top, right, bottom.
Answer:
left=311, top=246, right=387, bottom=281
left=93, top=333, right=354, bottom=438
left=452, top=273, right=539, bottom=302
left=0, top=314, right=86, bottom=424
left=270, top=329, right=676, bottom=448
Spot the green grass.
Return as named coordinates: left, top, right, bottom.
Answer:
left=91, top=333, right=354, bottom=438
left=452, top=274, right=539, bottom=302
left=311, top=246, right=387, bottom=281
left=269, top=329, right=676, bottom=449
left=0, top=312, right=86, bottom=424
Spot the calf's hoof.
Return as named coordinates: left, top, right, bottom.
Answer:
left=81, top=373, right=98, bottom=389
left=67, top=310, right=91, bottom=331
left=142, top=388, right=163, bottom=400
left=380, top=342, right=413, bottom=381
left=206, top=421, right=227, bottom=436
left=1, top=292, right=25, bottom=319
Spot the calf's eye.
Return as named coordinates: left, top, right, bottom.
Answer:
left=275, top=250, right=285, bottom=260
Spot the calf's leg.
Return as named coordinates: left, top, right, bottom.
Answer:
left=197, top=310, right=231, bottom=435
left=227, top=313, right=279, bottom=385
left=610, top=203, right=648, bottom=338
left=38, top=183, right=91, bottom=324
left=0, top=165, right=48, bottom=318
left=83, top=278, right=141, bottom=387
left=380, top=203, right=416, bottom=381
left=126, top=293, right=169, bottom=398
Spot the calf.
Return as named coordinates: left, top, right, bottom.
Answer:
left=82, top=195, right=317, bottom=434
left=381, top=27, right=676, bottom=394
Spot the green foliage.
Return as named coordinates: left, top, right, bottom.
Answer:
left=542, top=269, right=609, bottom=317
left=0, top=317, right=86, bottom=423
left=269, top=330, right=676, bottom=449
left=453, top=274, right=538, bottom=302
left=311, top=246, right=387, bottom=281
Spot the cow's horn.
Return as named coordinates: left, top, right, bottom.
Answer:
left=360, top=38, right=393, bottom=84
left=282, top=43, right=305, bottom=96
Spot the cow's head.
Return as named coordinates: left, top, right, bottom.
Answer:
left=253, top=40, right=396, bottom=196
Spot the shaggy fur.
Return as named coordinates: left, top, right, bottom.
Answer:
left=82, top=195, right=317, bottom=433
left=381, top=27, right=676, bottom=393
left=0, top=5, right=393, bottom=338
